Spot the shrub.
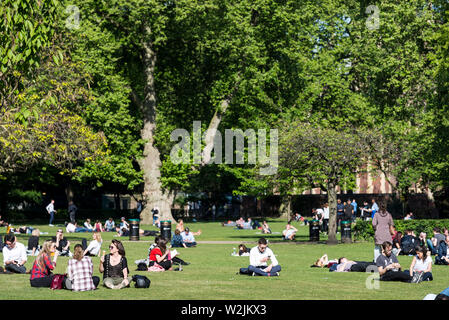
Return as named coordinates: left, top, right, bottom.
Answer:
left=353, top=218, right=449, bottom=241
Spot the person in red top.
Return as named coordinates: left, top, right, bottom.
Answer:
left=30, top=240, right=59, bottom=287
left=149, top=237, right=173, bottom=270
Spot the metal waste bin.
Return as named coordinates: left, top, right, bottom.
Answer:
left=129, top=219, right=140, bottom=241
left=309, top=219, right=320, bottom=242
left=160, top=220, right=172, bottom=240
left=341, top=220, right=352, bottom=243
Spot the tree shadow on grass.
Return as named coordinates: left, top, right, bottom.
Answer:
left=228, top=234, right=329, bottom=244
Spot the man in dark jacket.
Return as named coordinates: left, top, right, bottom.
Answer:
left=68, top=201, right=78, bottom=224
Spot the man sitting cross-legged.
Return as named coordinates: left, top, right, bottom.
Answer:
left=247, top=237, right=281, bottom=277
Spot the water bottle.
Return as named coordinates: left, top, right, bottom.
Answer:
left=232, top=248, right=236, bottom=256
left=179, top=263, right=182, bottom=271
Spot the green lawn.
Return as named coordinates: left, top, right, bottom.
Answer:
left=0, top=219, right=447, bottom=300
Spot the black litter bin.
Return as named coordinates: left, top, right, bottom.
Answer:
left=160, top=220, right=172, bottom=240
left=309, top=219, right=320, bottom=242
left=341, top=220, right=352, bottom=243
left=129, top=219, right=140, bottom=241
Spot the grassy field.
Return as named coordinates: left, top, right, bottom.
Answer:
left=0, top=219, right=448, bottom=300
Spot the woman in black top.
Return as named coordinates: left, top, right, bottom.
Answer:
left=27, top=229, right=40, bottom=256
left=99, top=239, right=131, bottom=289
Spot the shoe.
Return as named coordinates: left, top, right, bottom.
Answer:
left=49, top=224, right=54, bottom=227
left=252, top=272, right=256, bottom=276
left=275, top=272, right=280, bottom=276
left=411, top=272, right=423, bottom=283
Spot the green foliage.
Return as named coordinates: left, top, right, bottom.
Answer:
left=353, top=219, right=449, bottom=241
left=1, top=0, right=60, bottom=111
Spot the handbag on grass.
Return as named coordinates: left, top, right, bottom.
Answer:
left=50, top=274, right=66, bottom=290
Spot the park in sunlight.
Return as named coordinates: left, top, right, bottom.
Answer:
left=1, top=0, right=449, bottom=303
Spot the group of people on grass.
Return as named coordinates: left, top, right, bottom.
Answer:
left=1, top=232, right=129, bottom=291
left=309, top=201, right=449, bottom=287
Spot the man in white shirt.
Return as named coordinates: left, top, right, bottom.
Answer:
left=46, top=199, right=56, bottom=226
left=3, top=234, right=27, bottom=273
left=322, top=203, right=330, bottom=234
left=180, top=228, right=197, bottom=247
left=247, top=238, right=281, bottom=276
left=66, top=222, right=76, bottom=233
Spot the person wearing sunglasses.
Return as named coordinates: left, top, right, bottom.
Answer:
left=99, top=240, right=131, bottom=289
left=52, top=229, right=72, bottom=257
left=3, top=234, right=27, bottom=274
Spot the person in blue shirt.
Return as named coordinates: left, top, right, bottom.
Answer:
left=351, top=199, right=358, bottom=221
left=366, top=199, right=379, bottom=219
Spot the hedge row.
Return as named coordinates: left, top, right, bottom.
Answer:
left=353, top=219, right=449, bottom=241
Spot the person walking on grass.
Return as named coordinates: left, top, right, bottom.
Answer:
left=46, top=199, right=56, bottom=227
left=372, top=203, right=394, bottom=263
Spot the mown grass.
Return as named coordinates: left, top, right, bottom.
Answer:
left=0, top=219, right=447, bottom=300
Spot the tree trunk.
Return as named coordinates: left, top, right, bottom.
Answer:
left=424, top=187, right=439, bottom=219
left=279, top=195, right=292, bottom=221
left=65, top=182, right=74, bottom=204
left=139, top=25, right=175, bottom=224
left=327, top=181, right=338, bottom=244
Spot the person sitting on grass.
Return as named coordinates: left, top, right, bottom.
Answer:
left=406, top=245, right=433, bottom=283
left=149, top=237, right=173, bottom=271
left=83, top=232, right=103, bottom=257
left=115, top=225, right=129, bottom=237
left=94, top=220, right=105, bottom=232
left=376, top=241, right=412, bottom=282
left=392, top=231, right=402, bottom=256
left=29, top=240, right=58, bottom=287
left=282, top=223, right=298, bottom=241
left=238, top=244, right=250, bottom=256
left=53, top=228, right=72, bottom=257
left=261, top=221, right=272, bottom=234
left=247, top=237, right=281, bottom=277
left=180, top=227, right=197, bottom=247
left=99, top=239, right=131, bottom=289
left=104, top=218, right=116, bottom=232
left=65, top=244, right=100, bottom=291
left=3, top=234, right=27, bottom=274
left=27, top=229, right=41, bottom=256
left=119, top=217, right=129, bottom=233
left=83, top=219, right=94, bottom=231
left=171, top=229, right=186, bottom=248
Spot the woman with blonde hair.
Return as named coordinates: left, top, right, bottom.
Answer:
left=65, top=244, right=99, bottom=291
left=29, top=240, right=58, bottom=287
left=84, top=232, right=103, bottom=257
